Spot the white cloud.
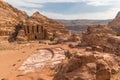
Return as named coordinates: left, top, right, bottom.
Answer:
left=40, top=8, right=119, bottom=20
left=4, top=0, right=43, bottom=8
left=5, top=0, right=115, bottom=6
left=5, top=0, right=120, bottom=6
left=85, top=0, right=120, bottom=6
left=4, top=0, right=120, bottom=19
left=84, top=0, right=112, bottom=6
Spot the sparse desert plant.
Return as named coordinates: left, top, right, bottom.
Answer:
left=49, top=37, right=55, bottom=41
left=64, top=50, right=72, bottom=59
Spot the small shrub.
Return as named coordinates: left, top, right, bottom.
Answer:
left=64, top=50, right=72, bottom=59
left=49, top=37, right=55, bottom=41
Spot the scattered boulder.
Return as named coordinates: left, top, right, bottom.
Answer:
left=68, top=34, right=80, bottom=42
left=0, top=0, right=28, bottom=41
left=54, top=52, right=120, bottom=80
left=81, top=25, right=116, bottom=46
left=81, top=25, right=120, bottom=55
left=92, top=46, right=103, bottom=52
left=85, top=47, right=92, bottom=51
left=0, top=0, right=70, bottom=42
left=68, top=44, right=76, bottom=48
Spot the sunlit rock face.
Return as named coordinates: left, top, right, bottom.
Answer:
left=80, top=25, right=120, bottom=55
left=81, top=25, right=116, bottom=46
left=108, top=11, right=120, bottom=36
left=0, top=0, right=70, bottom=42
left=54, top=52, right=120, bottom=80
left=0, top=0, right=28, bottom=37
left=21, top=12, right=70, bottom=41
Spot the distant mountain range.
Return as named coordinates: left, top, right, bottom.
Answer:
left=56, top=19, right=112, bottom=33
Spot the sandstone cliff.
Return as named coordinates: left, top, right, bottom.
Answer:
left=108, top=12, right=120, bottom=35
left=54, top=51, right=120, bottom=80
left=0, top=0, right=28, bottom=37
left=16, top=12, right=70, bottom=41
left=0, top=0, right=69, bottom=41
left=81, top=25, right=120, bottom=55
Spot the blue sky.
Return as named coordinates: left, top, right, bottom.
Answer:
left=4, top=0, right=120, bottom=20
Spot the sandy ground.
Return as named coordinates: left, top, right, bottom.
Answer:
left=0, top=41, right=39, bottom=79
left=0, top=40, right=82, bottom=80
left=1, top=40, right=120, bottom=80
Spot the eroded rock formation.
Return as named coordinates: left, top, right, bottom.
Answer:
left=81, top=25, right=116, bottom=46
left=0, top=0, right=70, bottom=42
left=53, top=25, right=120, bottom=80
left=0, top=0, right=28, bottom=37
left=54, top=52, right=120, bottom=80
left=108, top=12, right=120, bottom=35
left=80, top=25, right=120, bottom=55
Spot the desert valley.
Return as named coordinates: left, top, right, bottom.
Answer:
left=1, top=0, right=120, bottom=80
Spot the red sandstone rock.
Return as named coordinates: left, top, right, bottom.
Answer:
left=108, top=11, right=120, bottom=35
left=54, top=52, right=120, bottom=80
left=0, top=0, right=70, bottom=42
left=0, top=0, right=28, bottom=37
left=81, top=25, right=120, bottom=55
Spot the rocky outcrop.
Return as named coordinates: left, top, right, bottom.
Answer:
left=0, top=0, right=70, bottom=41
left=80, top=25, right=120, bottom=55
left=54, top=52, right=120, bottom=80
left=108, top=12, right=120, bottom=35
left=0, top=0, right=28, bottom=37
left=81, top=25, right=116, bottom=46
